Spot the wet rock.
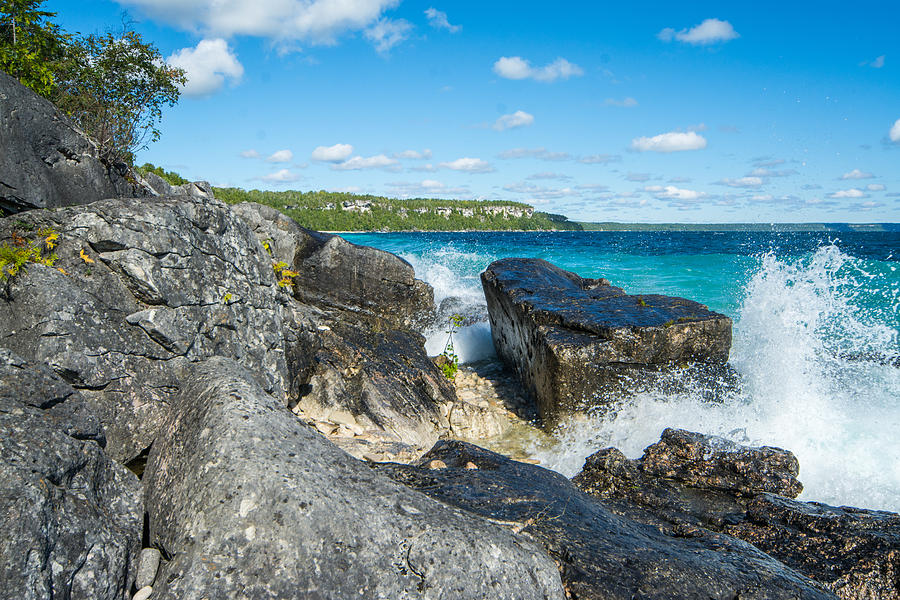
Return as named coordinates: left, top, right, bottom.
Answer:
left=0, top=354, right=142, bottom=600
left=0, top=196, right=289, bottom=462
left=573, top=429, right=900, bottom=600
left=0, top=71, right=143, bottom=215
left=143, top=358, right=565, bottom=600
left=481, top=258, right=732, bottom=426
left=377, top=440, right=835, bottom=600
left=640, top=428, right=802, bottom=498
left=234, top=202, right=434, bottom=330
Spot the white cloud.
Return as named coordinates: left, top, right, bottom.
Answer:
left=311, top=143, right=354, bottom=162
left=658, top=18, right=739, bottom=45
left=841, top=168, right=874, bottom=180
left=240, top=149, right=260, bottom=158
left=364, top=18, right=412, bottom=54
left=261, top=168, right=301, bottom=182
left=493, top=110, right=535, bottom=131
left=498, top=147, right=573, bottom=161
left=166, top=38, right=243, bottom=97
left=862, top=55, right=885, bottom=68
left=493, top=56, right=583, bottom=83
left=829, top=188, right=867, bottom=199
left=267, top=149, right=294, bottom=163
left=118, top=0, right=400, bottom=47
left=891, top=118, right=900, bottom=142
left=386, top=179, right=469, bottom=197
left=580, top=154, right=621, bottom=164
left=394, top=149, right=432, bottom=159
left=645, top=185, right=706, bottom=201
left=626, top=173, right=652, bottom=182
left=867, top=184, right=886, bottom=191
left=439, top=157, right=494, bottom=173
left=526, top=172, right=572, bottom=181
left=719, top=176, right=763, bottom=188
left=332, top=154, right=398, bottom=170
left=424, top=8, right=460, bottom=33
left=631, top=131, right=707, bottom=153
left=604, top=97, right=638, bottom=108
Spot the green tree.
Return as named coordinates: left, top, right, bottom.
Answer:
left=0, top=0, right=68, bottom=97
left=53, top=30, right=185, bottom=166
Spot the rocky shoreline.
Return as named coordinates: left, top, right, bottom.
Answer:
left=2, top=71, right=898, bottom=600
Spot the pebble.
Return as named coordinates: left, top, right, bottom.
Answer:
left=133, top=586, right=153, bottom=600
left=465, top=461, right=478, bottom=470
left=428, top=459, right=447, bottom=470
left=135, top=548, right=162, bottom=589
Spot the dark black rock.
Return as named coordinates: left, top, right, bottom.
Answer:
left=143, top=358, right=564, bottom=600
left=0, top=71, right=143, bottom=214
left=0, top=351, right=142, bottom=600
left=377, top=440, right=835, bottom=600
left=0, top=196, right=290, bottom=462
left=481, top=258, right=733, bottom=427
left=573, top=429, right=900, bottom=600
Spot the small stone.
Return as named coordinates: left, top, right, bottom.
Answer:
left=135, top=548, right=162, bottom=589
left=465, top=462, right=478, bottom=470
left=314, top=422, right=338, bottom=436
left=133, top=586, right=153, bottom=600
left=428, top=459, right=447, bottom=470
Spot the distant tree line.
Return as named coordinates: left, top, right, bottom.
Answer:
left=0, top=0, right=184, bottom=167
left=214, top=187, right=583, bottom=232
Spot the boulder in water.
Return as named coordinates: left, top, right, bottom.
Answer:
left=481, top=258, right=732, bottom=426
left=573, top=429, right=900, bottom=600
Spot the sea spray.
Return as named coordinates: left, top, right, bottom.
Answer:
left=534, top=245, right=900, bottom=511
left=344, top=232, right=899, bottom=511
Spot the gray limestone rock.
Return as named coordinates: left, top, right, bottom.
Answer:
left=378, top=440, right=837, bottom=600
left=0, top=196, right=289, bottom=462
left=143, top=357, right=564, bottom=600
left=233, top=201, right=434, bottom=330
left=0, top=353, right=142, bottom=600
left=0, top=71, right=142, bottom=215
left=481, top=258, right=733, bottom=427
left=573, top=429, right=900, bottom=600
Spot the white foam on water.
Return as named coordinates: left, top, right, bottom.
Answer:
left=401, top=246, right=498, bottom=364
left=534, top=245, right=900, bottom=512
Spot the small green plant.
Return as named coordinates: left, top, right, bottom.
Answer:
left=272, top=260, right=300, bottom=288
left=0, top=227, right=60, bottom=281
left=439, top=314, right=465, bottom=380
left=637, top=297, right=647, bottom=307
left=222, top=292, right=233, bottom=304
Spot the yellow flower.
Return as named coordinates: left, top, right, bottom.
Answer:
left=44, top=232, right=59, bottom=249
left=80, top=249, right=94, bottom=264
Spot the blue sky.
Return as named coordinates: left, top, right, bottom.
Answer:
left=45, top=0, right=900, bottom=223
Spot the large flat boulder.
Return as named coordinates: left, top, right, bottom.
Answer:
left=0, top=196, right=289, bottom=462
left=143, top=358, right=565, bottom=600
left=376, top=440, right=835, bottom=600
left=481, top=258, right=732, bottom=426
left=573, top=429, right=900, bottom=600
left=0, top=350, right=142, bottom=600
left=0, top=71, right=142, bottom=215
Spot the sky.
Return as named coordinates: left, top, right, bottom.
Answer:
left=44, top=0, right=900, bottom=223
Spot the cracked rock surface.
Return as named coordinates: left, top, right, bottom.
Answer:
left=573, top=429, right=900, bottom=600
left=0, top=349, right=142, bottom=600
left=377, top=440, right=837, bottom=600
left=481, top=257, right=733, bottom=427
left=0, top=72, right=142, bottom=215
left=143, top=358, right=565, bottom=600
left=0, top=196, right=289, bottom=462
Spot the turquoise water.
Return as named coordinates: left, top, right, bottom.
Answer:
left=345, top=231, right=900, bottom=512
